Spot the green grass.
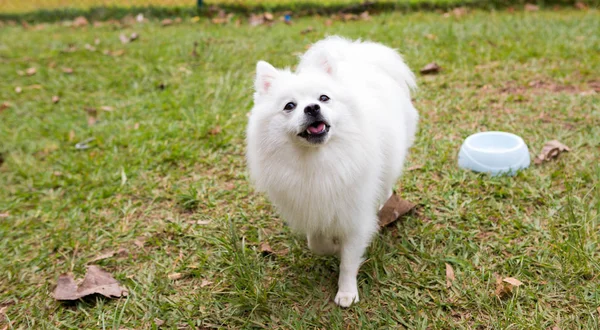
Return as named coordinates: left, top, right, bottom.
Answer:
left=1, top=8, right=599, bottom=329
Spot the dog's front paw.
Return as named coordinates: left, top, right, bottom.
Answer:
left=334, top=290, right=359, bottom=307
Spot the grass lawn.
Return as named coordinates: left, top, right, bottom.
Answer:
left=1, top=0, right=469, bottom=14
left=1, top=8, right=599, bottom=329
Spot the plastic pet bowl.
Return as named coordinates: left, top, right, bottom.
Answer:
left=458, top=131, right=530, bottom=176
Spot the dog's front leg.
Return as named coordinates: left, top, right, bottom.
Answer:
left=334, top=227, right=373, bottom=307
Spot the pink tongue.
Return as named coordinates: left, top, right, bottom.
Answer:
left=308, top=122, right=325, bottom=134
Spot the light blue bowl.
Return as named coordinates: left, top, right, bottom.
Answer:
left=458, top=131, right=530, bottom=176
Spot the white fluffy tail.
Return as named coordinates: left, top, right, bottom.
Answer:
left=297, top=36, right=417, bottom=96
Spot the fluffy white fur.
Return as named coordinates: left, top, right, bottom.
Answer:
left=246, top=36, right=418, bottom=307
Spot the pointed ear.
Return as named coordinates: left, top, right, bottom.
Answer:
left=255, top=61, right=279, bottom=95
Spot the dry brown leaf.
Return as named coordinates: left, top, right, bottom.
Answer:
left=445, top=263, right=455, bottom=288
left=103, top=49, right=125, bottom=57
left=85, top=107, right=97, bottom=126
left=301, top=26, right=315, bottom=35
left=260, top=242, right=274, bottom=256
left=525, top=4, right=539, bottom=11
left=503, top=277, right=523, bottom=286
left=0, top=212, right=9, bottom=218
left=52, top=96, right=60, bottom=104
left=597, top=306, right=600, bottom=315
left=264, top=12, right=274, bottom=21
left=62, top=67, right=74, bottom=74
left=534, top=140, right=570, bottom=165
left=224, top=182, right=235, bottom=191
left=133, top=236, right=146, bottom=248
left=53, top=265, right=127, bottom=300
left=324, top=19, right=333, bottom=26
left=425, top=33, right=437, bottom=40
left=420, top=62, right=441, bottom=75
left=100, top=106, right=114, bottom=112
left=359, top=11, right=371, bottom=21
left=407, top=164, right=424, bottom=171
left=249, top=14, right=264, bottom=26
left=200, top=279, right=213, bottom=287
left=551, top=326, right=560, bottom=330
left=89, top=250, right=116, bottom=263
left=575, top=2, right=588, bottom=10
left=209, top=125, right=222, bottom=135
left=168, top=272, right=183, bottom=280
left=84, top=44, right=96, bottom=51
left=73, top=16, right=89, bottom=27
left=192, top=220, right=211, bottom=225
left=26, top=84, right=42, bottom=90
left=0, top=102, right=10, bottom=113
left=161, top=18, right=173, bottom=26
left=15, top=86, right=22, bottom=94
left=377, top=192, right=416, bottom=227
left=495, top=275, right=523, bottom=298
left=26, top=67, right=36, bottom=76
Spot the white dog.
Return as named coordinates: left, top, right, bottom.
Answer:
left=246, top=36, right=418, bottom=307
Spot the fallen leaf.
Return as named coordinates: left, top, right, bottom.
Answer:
left=15, top=86, right=22, bottom=94
left=260, top=242, right=274, bottom=256
left=445, top=263, right=455, bottom=288
left=53, top=265, right=127, bottom=300
left=161, top=18, right=173, bottom=26
left=324, top=19, right=333, bottom=26
left=119, top=34, right=130, bottom=44
left=301, top=26, right=315, bottom=34
left=452, top=7, right=468, bottom=17
left=420, top=62, right=441, bottom=75
left=575, top=2, right=588, bottom=9
left=209, top=126, right=222, bottom=135
left=48, top=61, right=57, bottom=68
left=211, top=17, right=229, bottom=24
left=129, top=33, right=139, bottom=41
left=168, top=272, right=183, bottom=280
left=26, top=84, right=42, bottom=90
left=425, top=33, right=437, bottom=40
left=174, top=17, right=182, bottom=24
left=104, top=49, right=125, bottom=57
left=84, top=44, right=96, bottom=51
left=62, top=67, right=74, bottom=74
left=0, top=212, right=9, bottom=218
left=534, top=140, right=570, bottom=165
left=359, top=11, right=371, bottom=21
left=0, top=102, right=10, bottom=113
left=68, top=130, right=75, bottom=141
left=200, top=279, right=213, bottom=287
left=525, top=4, right=539, bottom=11
left=503, top=277, right=523, bottom=287
left=100, top=106, right=114, bottom=112
left=154, top=318, right=165, bottom=326
left=134, top=237, right=146, bottom=248
left=133, top=123, right=139, bottom=130
left=264, top=12, right=274, bottom=21
left=495, top=275, right=523, bottom=298
left=249, top=14, right=265, bottom=26
left=190, top=16, right=200, bottom=23
left=85, top=107, right=97, bottom=126
left=192, top=220, right=211, bottom=225
left=224, top=182, right=235, bottom=191
left=73, top=16, right=89, bottom=27
left=89, top=250, right=116, bottom=263
left=597, top=306, right=600, bottom=315
left=52, top=96, right=60, bottom=104
left=62, top=44, right=78, bottom=53
left=407, top=164, right=424, bottom=171
left=25, top=67, right=36, bottom=76
left=551, top=326, right=560, bottom=330
left=377, top=192, right=416, bottom=227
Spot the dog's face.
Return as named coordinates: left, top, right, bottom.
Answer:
left=250, top=61, right=351, bottom=147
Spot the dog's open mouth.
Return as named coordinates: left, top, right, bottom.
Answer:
left=298, top=120, right=330, bottom=143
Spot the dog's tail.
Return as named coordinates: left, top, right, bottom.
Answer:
left=298, top=36, right=417, bottom=96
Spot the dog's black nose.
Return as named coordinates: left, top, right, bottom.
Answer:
left=304, top=104, right=320, bottom=117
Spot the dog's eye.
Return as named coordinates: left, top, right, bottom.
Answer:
left=319, top=95, right=330, bottom=102
left=283, top=102, right=296, bottom=111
